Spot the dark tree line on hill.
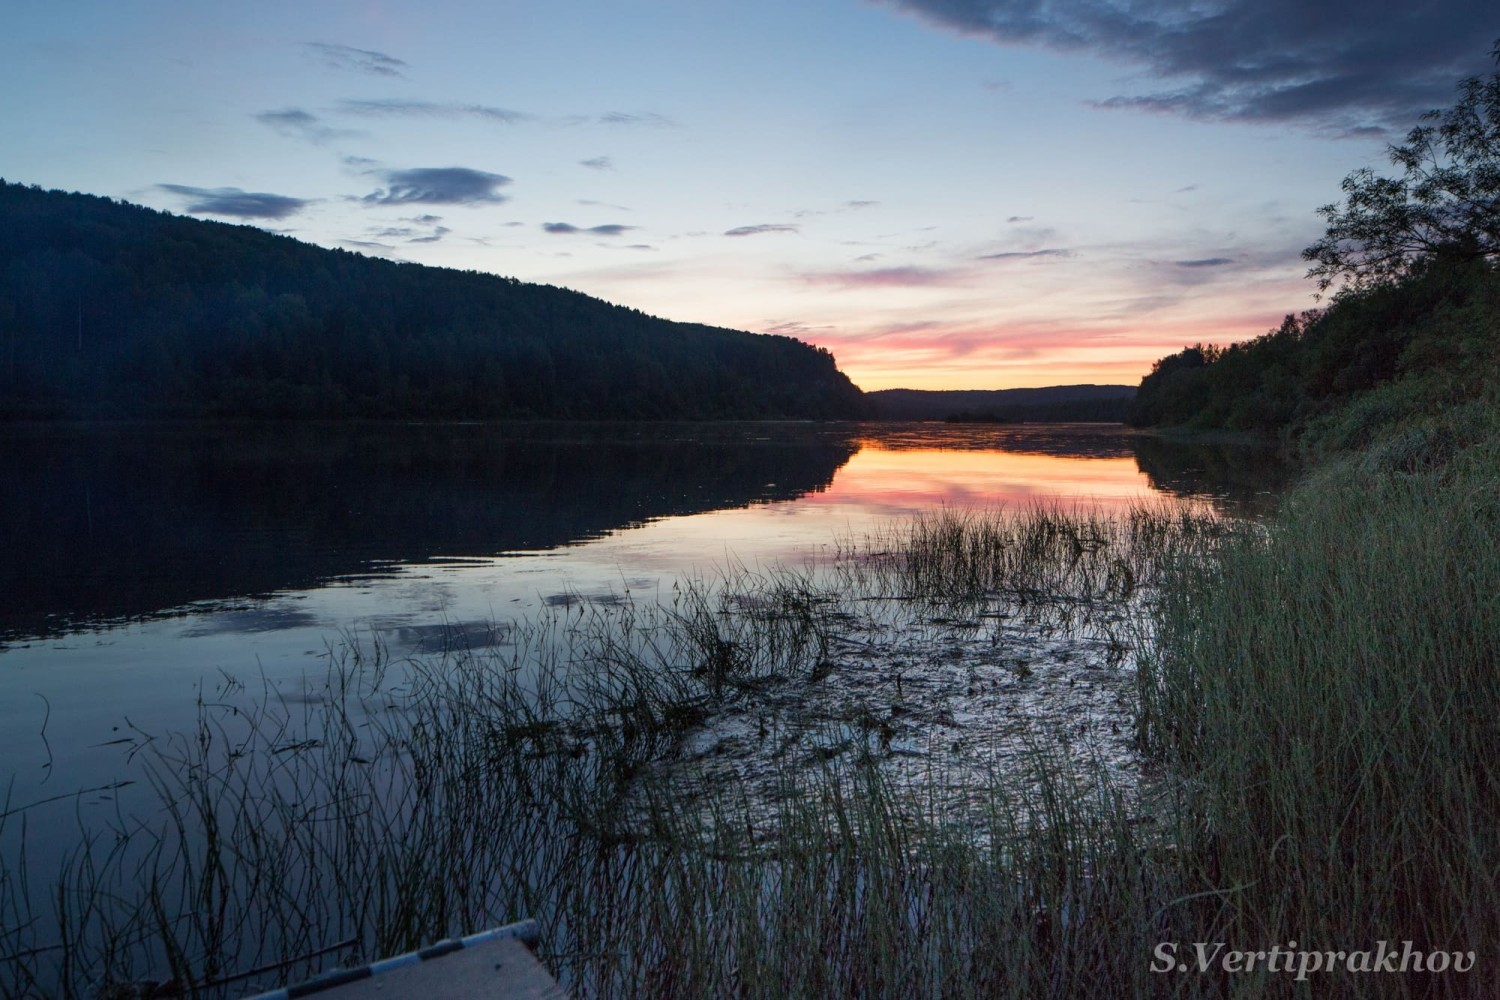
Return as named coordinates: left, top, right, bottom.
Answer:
left=1127, top=256, right=1499, bottom=432
left=0, top=181, right=866, bottom=420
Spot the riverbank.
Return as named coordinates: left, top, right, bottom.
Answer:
left=3, top=418, right=1495, bottom=997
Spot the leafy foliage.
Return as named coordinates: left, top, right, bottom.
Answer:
left=1126, top=257, right=1500, bottom=435
left=1136, top=43, right=1500, bottom=438
left=0, top=181, right=866, bottom=420
left=1303, top=41, right=1500, bottom=295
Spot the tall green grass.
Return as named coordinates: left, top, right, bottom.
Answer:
left=1137, top=455, right=1500, bottom=995
left=3, top=491, right=1496, bottom=998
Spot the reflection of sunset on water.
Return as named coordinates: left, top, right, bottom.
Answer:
left=586, top=427, right=1162, bottom=573
left=806, top=437, right=1156, bottom=516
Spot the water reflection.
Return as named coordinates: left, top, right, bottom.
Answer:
left=860, top=423, right=1136, bottom=459
left=0, top=422, right=859, bottom=641
left=0, top=422, right=1293, bottom=644
left=0, top=419, right=1296, bottom=887
left=1133, top=434, right=1295, bottom=515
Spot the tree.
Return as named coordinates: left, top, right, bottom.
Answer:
left=1303, top=41, right=1500, bottom=296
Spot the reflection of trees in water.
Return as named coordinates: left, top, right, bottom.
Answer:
left=0, top=422, right=1297, bottom=641
left=1131, top=435, right=1298, bottom=516
left=0, top=423, right=860, bottom=641
left=860, top=423, right=1136, bottom=460
left=863, top=423, right=1295, bottom=516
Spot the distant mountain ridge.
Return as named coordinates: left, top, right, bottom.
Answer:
left=0, top=181, right=865, bottom=420
left=868, top=385, right=1136, bottom=422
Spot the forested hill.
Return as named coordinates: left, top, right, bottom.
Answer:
left=0, top=181, right=866, bottom=420
left=1125, top=257, right=1500, bottom=442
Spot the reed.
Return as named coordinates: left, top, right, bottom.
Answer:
left=3, top=493, right=1495, bottom=998
left=1137, top=455, right=1500, bottom=994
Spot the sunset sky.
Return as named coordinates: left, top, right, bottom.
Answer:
left=4, top=1, right=1495, bottom=390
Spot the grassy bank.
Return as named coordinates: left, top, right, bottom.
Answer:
left=1138, top=451, right=1500, bottom=995
left=3, top=460, right=1497, bottom=996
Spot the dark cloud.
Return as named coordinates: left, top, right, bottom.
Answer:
left=158, top=184, right=309, bottom=219
left=724, top=224, right=800, bottom=237
left=542, top=222, right=637, bottom=236
left=408, top=226, right=452, bottom=244
left=875, top=0, right=1497, bottom=132
left=255, top=108, right=357, bottom=145
left=306, top=42, right=407, bottom=78
left=338, top=99, right=531, bottom=124
left=1005, top=215, right=1033, bottom=223
left=976, top=248, right=1075, bottom=261
left=372, top=223, right=451, bottom=244
left=1174, top=257, right=1234, bottom=267
left=804, top=266, right=962, bottom=288
left=362, top=168, right=511, bottom=206
left=579, top=156, right=614, bottom=170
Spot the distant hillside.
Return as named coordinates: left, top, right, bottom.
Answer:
left=0, top=181, right=866, bottom=420
left=867, top=385, right=1136, bottom=422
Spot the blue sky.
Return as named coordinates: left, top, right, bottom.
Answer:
left=4, top=1, right=1495, bottom=388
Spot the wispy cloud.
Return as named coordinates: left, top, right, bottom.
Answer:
left=306, top=42, right=407, bottom=78
left=337, top=102, right=674, bottom=131
left=764, top=320, right=839, bottom=338
left=372, top=223, right=452, bottom=244
left=1005, top=215, right=1033, bottom=223
left=579, top=156, right=614, bottom=170
left=158, top=184, right=309, bottom=219
left=254, top=108, right=358, bottom=145
left=594, top=111, right=676, bottom=127
left=976, top=248, right=1074, bottom=261
left=724, top=224, right=800, bottom=237
left=542, top=222, right=637, bottom=236
left=803, top=266, right=963, bottom=288
left=340, top=239, right=396, bottom=256
left=337, top=99, right=531, bottom=124
left=874, top=0, right=1496, bottom=133
left=361, top=167, right=511, bottom=206
left=1174, top=257, right=1234, bottom=268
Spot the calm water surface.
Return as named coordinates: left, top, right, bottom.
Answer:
left=0, top=421, right=1289, bottom=823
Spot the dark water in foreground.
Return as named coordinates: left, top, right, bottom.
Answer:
left=0, top=421, right=1290, bottom=827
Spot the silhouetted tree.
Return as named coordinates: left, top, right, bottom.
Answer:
left=1303, top=40, right=1500, bottom=295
